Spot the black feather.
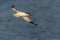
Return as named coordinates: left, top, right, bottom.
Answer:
left=11, top=5, right=15, bottom=8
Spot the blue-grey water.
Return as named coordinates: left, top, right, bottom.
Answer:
left=0, top=0, right=60, bottom=40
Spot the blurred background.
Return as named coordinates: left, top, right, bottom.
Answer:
left=0, top=0, right=60, bottom=40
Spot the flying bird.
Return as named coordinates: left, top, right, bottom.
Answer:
left=11, top=5, right=37, bottom=26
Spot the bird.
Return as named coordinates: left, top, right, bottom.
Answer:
left=11, top=5, right=38, bottom=26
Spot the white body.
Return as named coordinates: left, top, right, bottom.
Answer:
left=12, top=9, right=32, bottom=22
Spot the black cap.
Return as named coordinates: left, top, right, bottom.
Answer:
left=11, top=5, right=15, bottom=8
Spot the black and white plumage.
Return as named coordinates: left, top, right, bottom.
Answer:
left=11, top=5, right=37, bottom=26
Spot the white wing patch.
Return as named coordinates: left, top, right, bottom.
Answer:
left=13, top=12, right=29, bottom=17
left=22, top=17, right=32, bottom=22
left=13, top=11, right=32, bottom=22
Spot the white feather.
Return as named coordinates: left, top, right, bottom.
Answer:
left=12, top=8, right=32, bottom=22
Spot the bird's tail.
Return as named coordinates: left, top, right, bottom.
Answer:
left=29, top=22, right=38, bottom=26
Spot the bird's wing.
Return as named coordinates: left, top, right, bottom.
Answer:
left=27, top=13, right=30, bottom=15
left=22, top=16, right=32, bottom=22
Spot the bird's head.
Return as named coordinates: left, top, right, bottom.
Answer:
left=11, top=5, right=17, bottom=12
